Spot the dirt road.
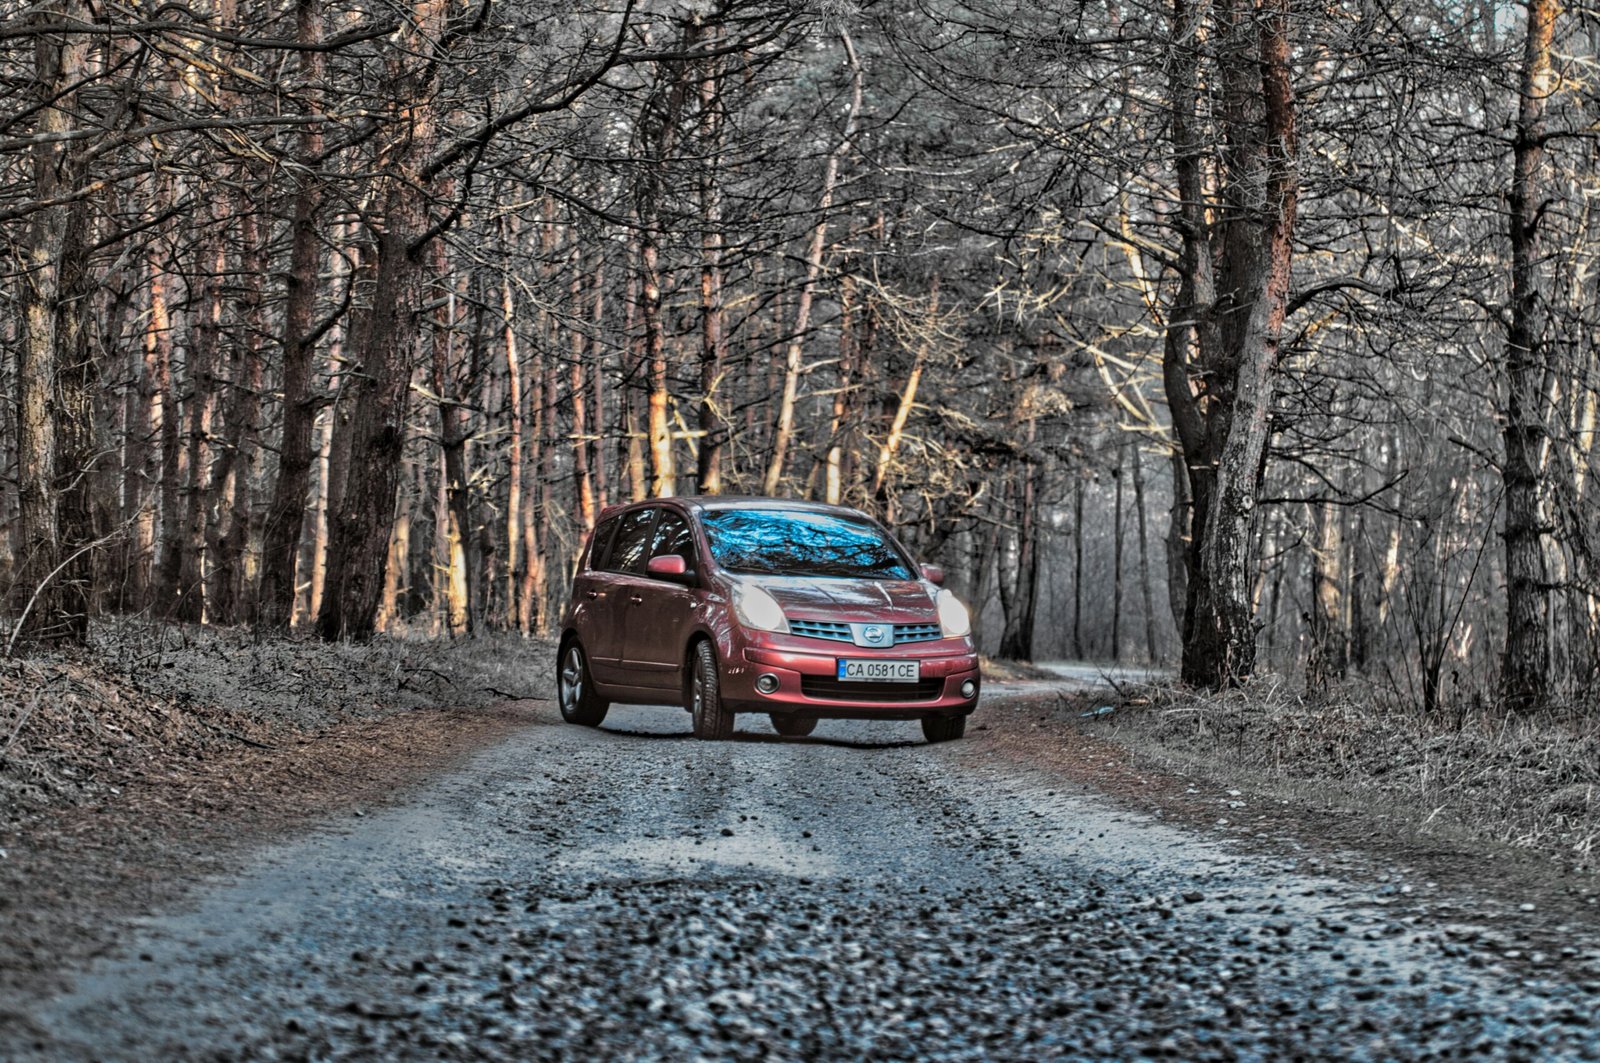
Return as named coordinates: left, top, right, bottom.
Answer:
left=7, top=688, right=1600, bottom=1060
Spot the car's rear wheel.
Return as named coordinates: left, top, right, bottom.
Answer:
left=689, top=641, right=734, bottom=740
left=770, top=715, right=816, bottom=737
left=558, top=641, right=609, bottom=727
left=921, top=714, right=967, bottom=743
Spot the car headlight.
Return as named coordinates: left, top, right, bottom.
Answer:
left=936, top=589, right=971, bottom=638
left=731, top=582, right=789, bottom=633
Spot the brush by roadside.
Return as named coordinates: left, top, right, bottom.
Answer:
left=0, top=619, right=557, bottom=829
left=1078, top=675, right=1600, bottom=875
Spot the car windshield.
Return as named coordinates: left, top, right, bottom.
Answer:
left=700, top=509, right=914, bottom=580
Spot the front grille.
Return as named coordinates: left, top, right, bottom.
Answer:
left=800, top=676, right=945, bottom=703
left=790, top=619, right=852, bottom=642
left=893, top=623, right=942, bottom=644
left=790, top=619, right=944, bottom=646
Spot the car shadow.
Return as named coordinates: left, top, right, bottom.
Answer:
left=598, top=727, right=921, bottom=751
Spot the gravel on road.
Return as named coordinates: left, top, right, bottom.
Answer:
left=7, top=692, right=1600, bottom=1061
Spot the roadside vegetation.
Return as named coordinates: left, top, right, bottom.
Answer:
left=1086, top=678, right=1600, bottom=876
left=0, top=621, right=555, bottom=827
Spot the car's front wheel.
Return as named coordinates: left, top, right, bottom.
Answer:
left=689, top=641, right=734, bottom=740
left=770, top=715, right=816, bottom=737
left=558, top=641, right=609, bottom=727
left=921, top=714, right=967, bottom=743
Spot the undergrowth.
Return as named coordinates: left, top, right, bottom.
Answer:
left=1087, top=675, right=1600, bottom=873
left=0, top=619, right=556, bottom=825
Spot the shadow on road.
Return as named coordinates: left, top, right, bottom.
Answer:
left=599, top=726, right=920, bottom=751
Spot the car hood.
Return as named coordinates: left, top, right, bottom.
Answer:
left=739, top=576, right=938, bottom=622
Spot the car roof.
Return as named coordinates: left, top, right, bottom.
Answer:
left=596, top=495, right=875, bottom=524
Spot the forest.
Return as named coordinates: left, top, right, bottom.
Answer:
left=1, top=0, right=1596, bottom=715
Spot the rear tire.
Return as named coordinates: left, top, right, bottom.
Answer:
left=921, top=714, right=967, bottom=743
left=689, top=641, right=734, bottom=740
left=770, top=715, right=817, bottom=737
left=558, top=641, right=609, bottom=727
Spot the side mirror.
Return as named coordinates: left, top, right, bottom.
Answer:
left=920, top=564, right=945, bottom=585
left=646, top=554, right=694, bottom=583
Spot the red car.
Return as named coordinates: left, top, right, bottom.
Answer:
left=557, top=496, right=980, bottom=742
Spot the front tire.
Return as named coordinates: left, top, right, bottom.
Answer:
left=558, top=641, right=609, bottom=727
left=689, top=641, right=734, bottom=740
left=921, top=714, right=967, bottom=743
left=770, top=715, right=817, bottom=737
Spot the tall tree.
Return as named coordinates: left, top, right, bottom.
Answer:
left=13, top=0, right=94, bottom=645
left=1500, top=0, right=1561, bottom=710
left=1163, top=0, right=1299, bottom=689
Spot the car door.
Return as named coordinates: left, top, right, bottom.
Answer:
left=582, top=506, right=657, bottom=684
left=621, top=508, right=701, bottom=690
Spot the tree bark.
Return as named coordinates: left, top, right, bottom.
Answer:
left=502, top=269, right=525, bottom=631
left=316, top=0, right=444, bottom=641
left=207, top=213, right=266, bottom=625
left=257, top=0, right=326, bottom=630
left=570, top=255, right=597, bottom=530
left=1307, top=498, right=1347, bottom=689
left=1113, top=456, right=1126, bottom=662
left=317, top=193, right=428, bottom=640
left=1164, top=0, right=1299, bottom=689
left=14, top=0, right=95, bottom=645
left=1132, top=442, right=1160, bottom=662
left=433, top=266, right=473, bottom=637
left=765, top=31, right=862, bottom=496
left=697, top=46, right=728, bottom=496
left=1501, top=0, right=1560, bottom=710
left=997, top=461, right=1040, bottom=661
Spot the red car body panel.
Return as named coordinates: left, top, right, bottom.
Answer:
left=559, top=496, right=980, bottom=722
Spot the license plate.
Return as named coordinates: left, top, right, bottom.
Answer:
left=837, top=659, right=920, bottom=682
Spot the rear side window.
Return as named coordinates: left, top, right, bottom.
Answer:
left=649, top=510, right=696, bottom=566
left=587, top=515, right=619, bottom=570
left=604, top=508, right=657, bottom=574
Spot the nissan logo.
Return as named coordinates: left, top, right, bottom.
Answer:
left=863, top=625, right=886, bottom=644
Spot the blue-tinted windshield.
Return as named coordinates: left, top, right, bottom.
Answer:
left=700, top=509, right=914, bottom=580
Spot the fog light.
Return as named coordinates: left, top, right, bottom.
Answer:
left=756, top=673, right=780, bottom=694
left=960, top=679, right=977, bottom=699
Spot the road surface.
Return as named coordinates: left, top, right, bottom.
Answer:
left=7, top=689, right=1599, bottom=1061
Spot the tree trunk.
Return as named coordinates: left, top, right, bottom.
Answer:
left=175, top=244, right=223, bottom=623
left=120, top=247, right=167, bottom=615
left=434, top=269, right=473, bottom=637
left=1307, top=498, right=1347, bottom=689
left=696, top=44, right=728, bottom=495
left=873, top=280, right=939, bottom=514
left=317, top=201, right=427, bottom=640
left=641, top=233, right=676, bottom=497
left=570, top=256, right=597, bottom=530
left=590, top=255, right=610, bottom=512
left=153, top=256, right=185, bottom=620
left=765, top=31, right=862, bottom=496
left=1113, top=456, right=1126, bottom=663
left=257, top=0, right=325, bottom=630
left=1132, top=442, right=1160, bottom=662
left=13, top=1, right=95, bottom=646
left=207, top=215, right=266, bottom=625
left=315, top=0, right=446, bottom=640
left=997, top=463, right=1040, bottom=661
left=1501, top=0, right=1560, bottom=711
left=1073, top=476, right=1085, bottom=659
left=1164, top=0, right=1299, bottom=689
left=502, top=269, right=525, bottom=631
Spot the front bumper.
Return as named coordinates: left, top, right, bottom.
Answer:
left=721, top=632, right=980, bottom=718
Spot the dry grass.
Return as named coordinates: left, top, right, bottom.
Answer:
left=1085, top=675, right=1600, bottom=873
left=0, top=619, right=556, bottom=826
